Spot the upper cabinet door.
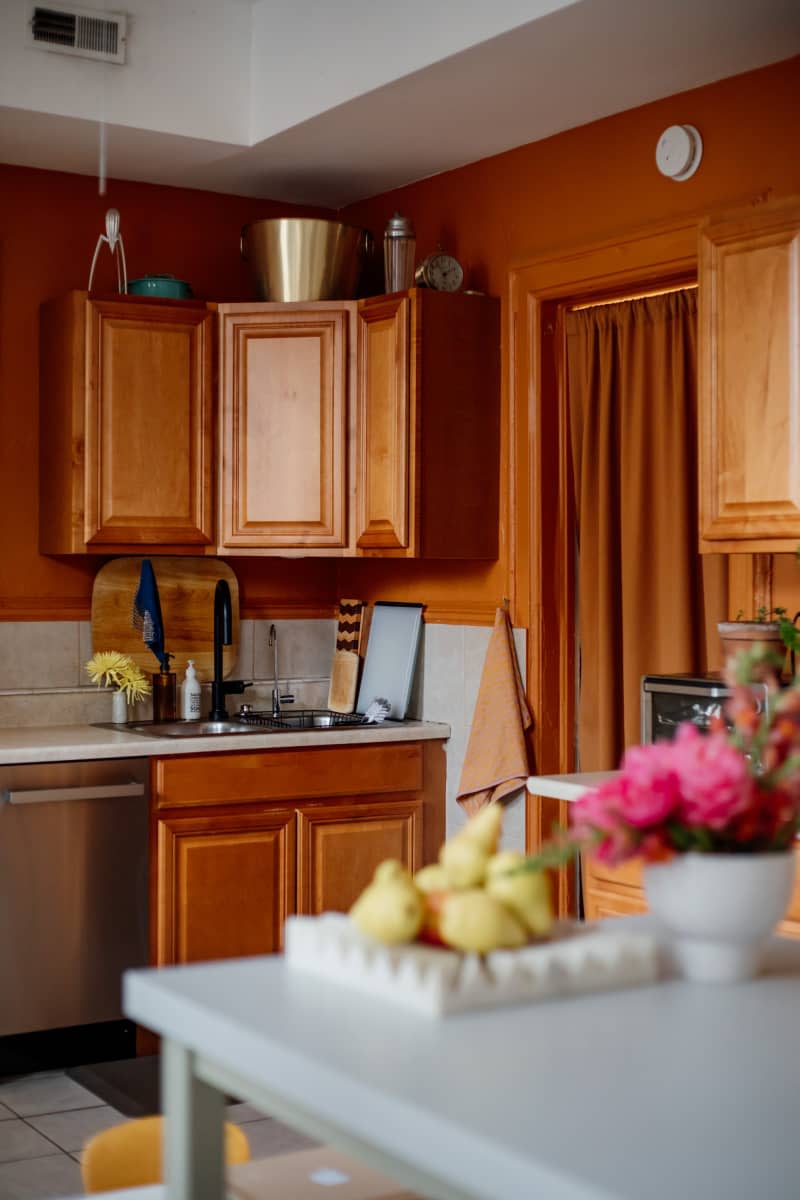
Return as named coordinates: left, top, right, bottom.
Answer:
left=86, top=299, right=213, bottom=546
left=40, top=294, right=214, bottom=553
left=218, top=305, right=351, bottom=551
left=355, top=295, right=411, bottom=551
left=699, top=198, right=800, bottom=552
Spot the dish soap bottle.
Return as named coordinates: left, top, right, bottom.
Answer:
left=181, top=660, right=202, bottom=720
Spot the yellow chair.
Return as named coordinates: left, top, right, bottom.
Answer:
left=81, top=1115, right=250, bottom=1193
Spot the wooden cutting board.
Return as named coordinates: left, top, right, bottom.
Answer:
left=327, top=599, right=364, bottom=713
left=91, top=558, right=239, bottom=683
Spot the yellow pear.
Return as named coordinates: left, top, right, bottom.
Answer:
left=485, top=851, right=553, bottom=937
left=413, top=863, right=452, bottom=894
left=439, top=836, right=488, bottom=888
left=439, top=889, right=527, bottom=954
left=459, top=804, right=504, bottom=854
left=350, top=860, right=423, bottom=945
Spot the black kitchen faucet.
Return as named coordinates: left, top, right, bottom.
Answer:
left=210, top=579, right=249, bottom=720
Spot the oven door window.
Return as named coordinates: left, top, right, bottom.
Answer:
left=652, top=694, right=725, bottom=741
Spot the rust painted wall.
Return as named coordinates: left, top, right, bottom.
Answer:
left=2, top=58, right=798, bottom=624
left=0, top=164, right=336, bottom=619
left=336, top=56, right=800, bottom=617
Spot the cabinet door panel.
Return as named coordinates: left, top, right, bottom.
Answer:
left=699, top=200, right=800, bottom=549
left=219, top=308, right=348, bottom=549
left=296, top=799, right=421, bottom=915
left=85, top=300, right=213, bottom=545
left=154, top=808, right=295, bottom=965
left=355, top=297, right=410, bottom=550
left=583, top=885, right=649, bottom=920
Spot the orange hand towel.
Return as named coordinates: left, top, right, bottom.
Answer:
left=456, top=607, right=532, bottom=816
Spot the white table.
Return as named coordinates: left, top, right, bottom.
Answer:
left=124, top=926, right=800, bottom=1200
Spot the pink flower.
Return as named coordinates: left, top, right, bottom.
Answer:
left=669, top=724, right=751, bottom=831
left=615, top=743, right=681, bottom=827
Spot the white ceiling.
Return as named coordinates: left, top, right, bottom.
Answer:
left=0, top=0, right=797, bottom=207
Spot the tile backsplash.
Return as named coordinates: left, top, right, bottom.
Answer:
left=0, top=619, right=528, bottom=848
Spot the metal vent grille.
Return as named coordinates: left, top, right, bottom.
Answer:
left=29, top=4, right=126, bottom=64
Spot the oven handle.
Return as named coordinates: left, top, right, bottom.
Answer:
left=1, top=781, right=146, bottom=805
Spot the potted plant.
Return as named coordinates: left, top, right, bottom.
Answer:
left=717, top=606, right=800, bottom=678
left=568, top=645, right=800, bottom=982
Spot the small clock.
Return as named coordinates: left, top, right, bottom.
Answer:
left=414, top=251, right=464, bottom=292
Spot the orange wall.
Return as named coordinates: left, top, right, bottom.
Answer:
left=336, top=56, right=800, bottom=617
left=0, top=164, right=336, bottom=619
left=2, top=57, right=799, bottom=624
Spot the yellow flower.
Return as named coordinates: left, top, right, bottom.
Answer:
left=85, top=651, right=151, bottom=703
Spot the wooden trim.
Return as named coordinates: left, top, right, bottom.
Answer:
left=0, top=598, right=91, bottom=620
left=511, top=218, right=698, bottom=917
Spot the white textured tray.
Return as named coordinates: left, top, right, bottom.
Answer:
left=284, top=914, right=659, bottom=1017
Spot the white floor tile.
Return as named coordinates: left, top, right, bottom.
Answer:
left=0, top=1101, right=16, bottom=1120
left=0, top=1151, right=83, bottom=1199
left=0, top=1071, right=105, bottom=1117
left=26, top=1104, right=127, bottom=1153
left=0, top=1120, right=61, bottom=1164
left=240, top=1117, right=318, bottom=1160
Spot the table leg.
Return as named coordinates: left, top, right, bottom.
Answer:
left=162, top=1038, right=225, bottom=1200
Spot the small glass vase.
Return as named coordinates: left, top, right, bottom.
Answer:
left=111, top=689, right=128, bottom=724
left=644, top=851, right=795, bottom=983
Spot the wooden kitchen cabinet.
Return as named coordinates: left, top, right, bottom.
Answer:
left=296, top=799, right=422, bottom=915
left=583, top=847, right=800, bottom=937
left=355, top=289, right=500, bottom=558
left=217, top=302, right=351, bottom=551
left=153, top=807, right=295, bottom=964
left=150, top=739, right=445, bottom=967
left=40, top=291, right=214, bottom=553
left=698, top=196, right=800, bottom=553
left=215, top=290, right=500, bottom=557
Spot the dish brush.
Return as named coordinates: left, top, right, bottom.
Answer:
left=362, top=697, right=391, bottom=724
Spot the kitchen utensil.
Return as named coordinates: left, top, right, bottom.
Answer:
left=240, top=217, right=371, bottom=301
left=128, top=274, right=194, bottom=299
left=327, top=599, right=364, bottom=714
left=361, top=697, right=391, bottom=724
left=87, top=208, right=128, bottom=294
left=91, top=558, right=239, bottom=681
left=132, top=559, right=172, bottom=672
left=356, top=602, right=423, bottom=721
left=383, top=212, right=416, bottom=292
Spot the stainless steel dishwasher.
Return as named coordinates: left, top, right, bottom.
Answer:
left=0, top=758, right=149, bottom=1037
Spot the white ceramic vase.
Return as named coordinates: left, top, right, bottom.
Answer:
left=644, top=852, right=795, bottom=983
left=111, top=689, right=128, bottom=723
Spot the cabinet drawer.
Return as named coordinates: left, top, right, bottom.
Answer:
left=154, top=743, right=424, bottom=808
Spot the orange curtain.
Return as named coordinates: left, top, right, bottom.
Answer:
left=566, top=290, right=727, bottom=771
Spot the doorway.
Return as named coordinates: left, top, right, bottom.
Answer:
left=510, top=219, right=699, bottom=915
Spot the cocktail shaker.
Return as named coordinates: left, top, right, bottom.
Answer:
left=383, top=213, right=416, bottom=293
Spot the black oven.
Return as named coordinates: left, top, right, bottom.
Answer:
left=641, top=672, right=769, bottom=745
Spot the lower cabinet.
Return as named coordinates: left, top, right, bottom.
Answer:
left=150, top=740, right=444, bottom=967
left=583, top=848, right=800, bottom=937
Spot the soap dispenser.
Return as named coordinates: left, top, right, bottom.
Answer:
left=181, top=660, right=202, bottom=720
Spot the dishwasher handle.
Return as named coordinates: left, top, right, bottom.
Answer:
left=2, top=781, right=146, bottom=805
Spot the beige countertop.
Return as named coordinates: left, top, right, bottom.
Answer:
left=0, top=720, right=451, bottom=766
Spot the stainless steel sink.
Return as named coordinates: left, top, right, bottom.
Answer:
left=95, top=710, right=375, bottom=738
left=98, top=719, right=268, bottom=738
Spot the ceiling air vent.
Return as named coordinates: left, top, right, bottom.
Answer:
left=28, top=4, right=127, bottom=64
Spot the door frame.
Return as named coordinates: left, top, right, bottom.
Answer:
left=508, top=218, right=698, bottom=916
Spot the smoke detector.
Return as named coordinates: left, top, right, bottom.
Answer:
left=655, top=124, right=703, bottom=181
left=28, top=4, right=127, bottom=65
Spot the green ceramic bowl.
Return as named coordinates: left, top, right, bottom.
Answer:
left=128, top=274, right=194, bottom=299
